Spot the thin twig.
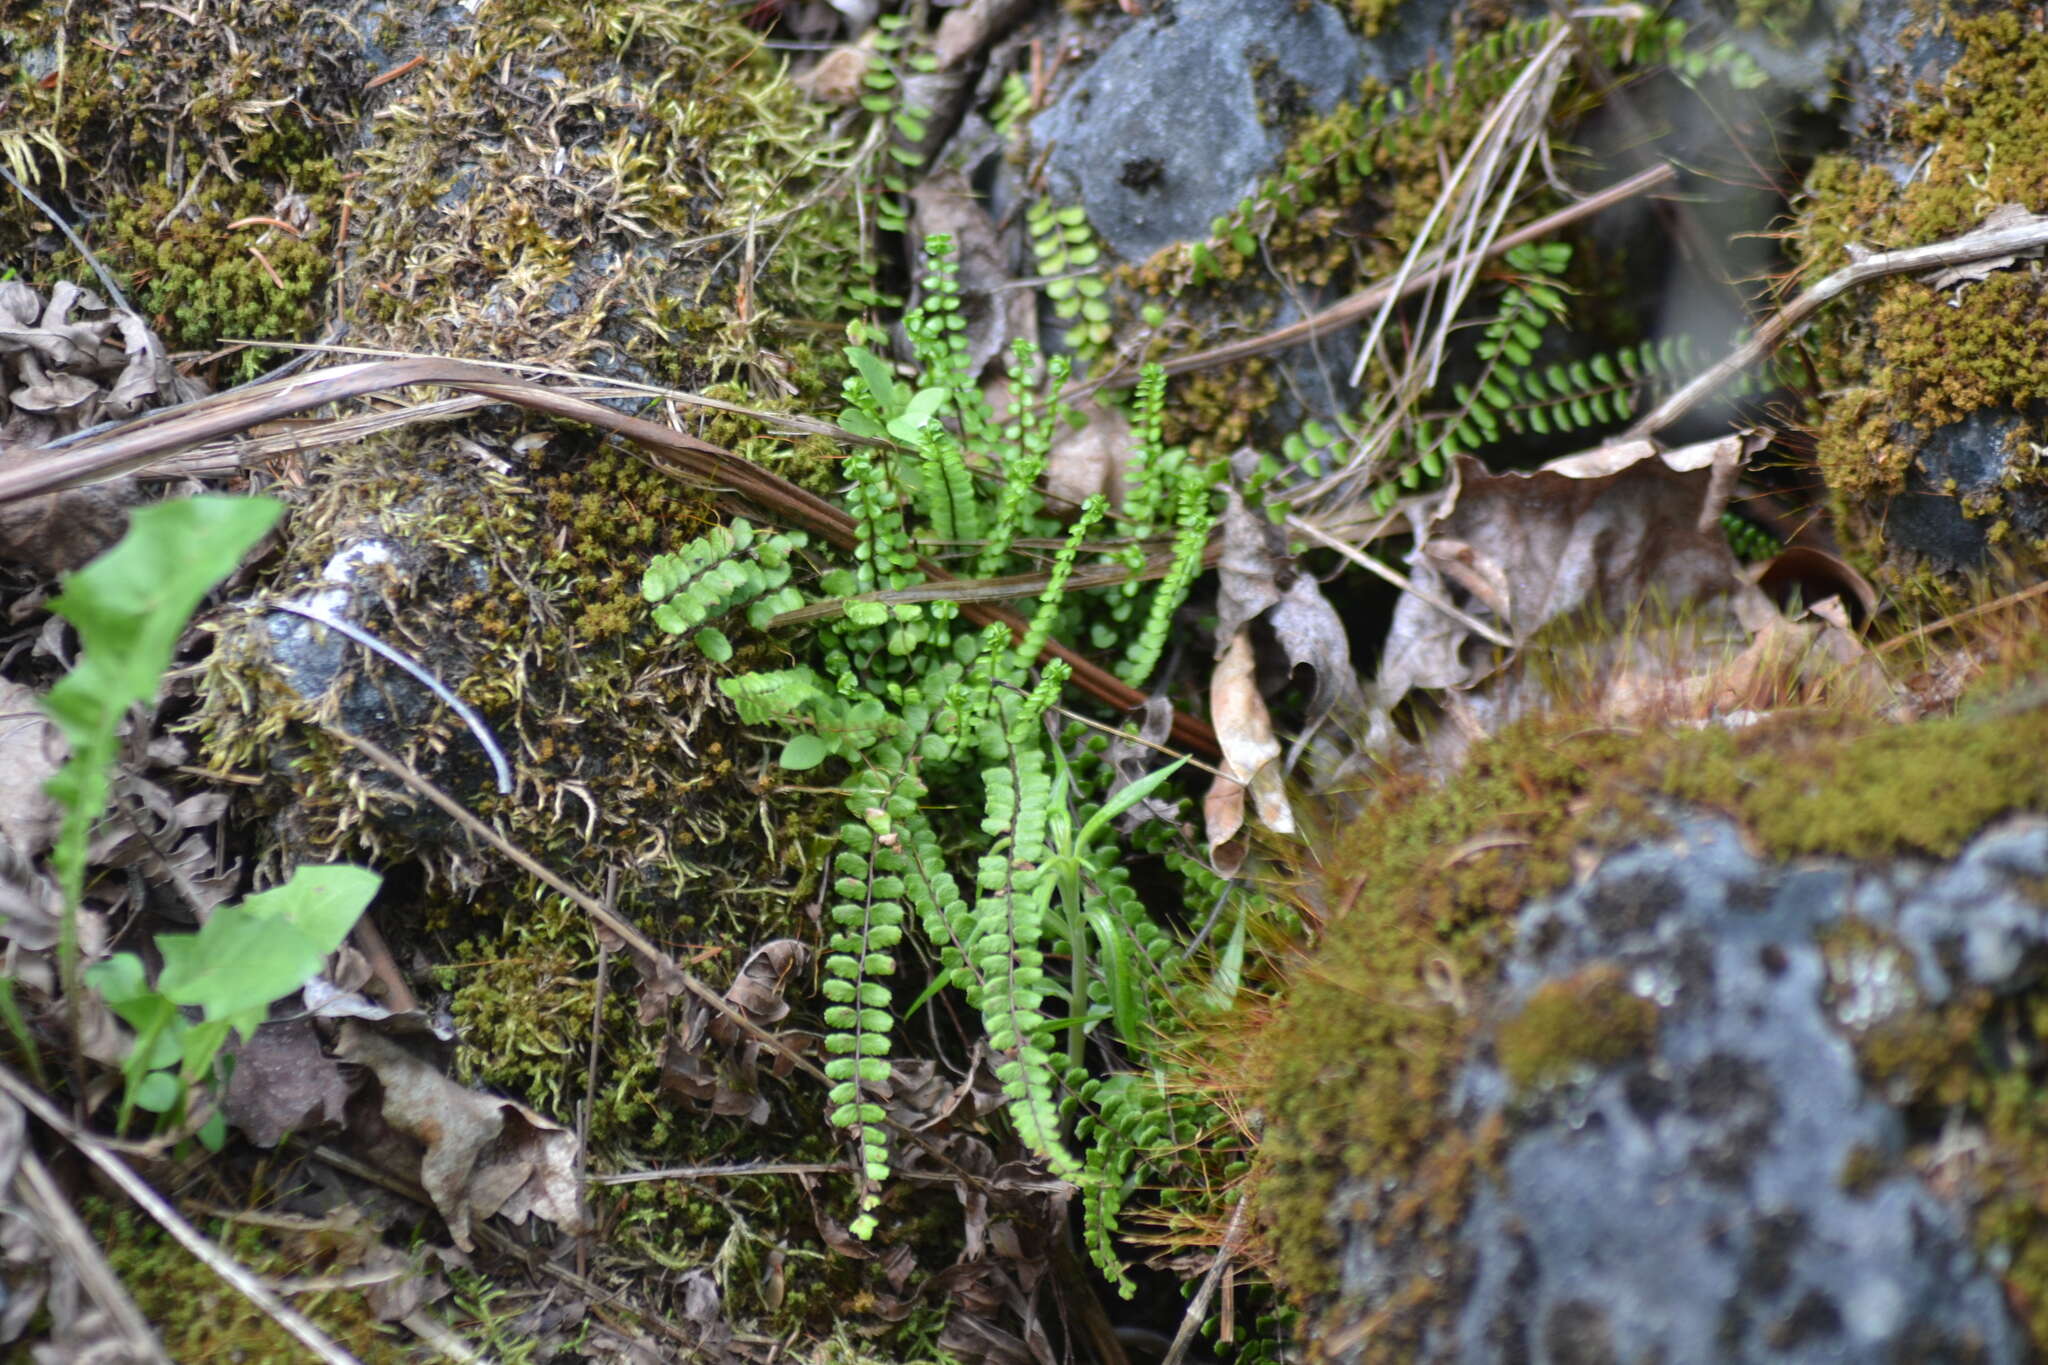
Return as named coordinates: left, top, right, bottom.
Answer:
left=1873, top=579, right=2048, bottom=656
left=0, top=1063, right=365, bottom=1365
left=1626, top=210, right=2048, bottom=440
left=576, top=869, right=615, bottom=1280
left=590, top=1161, right=855, bottom=1185
left=215, top=338, right=892, bottom=448
left=1064, top=163, right=1674, bottom=403
left=1287, top=514, right=1516, bottom=648
left=1160, top=1194, right=1251, bottom=1365
left=10, top=1138, right=170, bottom=1363
left=1042, top=701, right=1231, bottom=781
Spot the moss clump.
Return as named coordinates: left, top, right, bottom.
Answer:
left=1496, top=963, right=1659, bottom=1093
left=1251, top=717, right=1636, bottom=1322
left=440, top=891, right=674, bottom=1146
left=98, top=178, right=337, bottom=380
left=1798, top=8, right=2048, bottom=579
left=343, top=0, right=868, bottom=389
left=1678, top=707, right=2048, bottom=860
left=0, top=2, right=361, bottom=379
left=87, top=1203, right=409, bottom=1363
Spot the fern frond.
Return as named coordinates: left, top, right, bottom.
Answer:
left=977, top=342, right=1065, bottom=578
left=1118, top=465, right=1214, bottom=686
left=1012, top=496, right=1107, bottom=677
left=971, top=665, right=1082, bottom=1177
left=827, top=765, right=933, bottom=1244
left=641, top=518, right=808, bottom=660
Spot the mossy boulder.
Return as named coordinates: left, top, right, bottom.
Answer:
left=1799, top=1, right=2048, bottom=587
left=1255, top=686, right=2048, bottom=1360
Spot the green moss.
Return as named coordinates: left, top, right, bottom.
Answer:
left=1496, top=963, right=1659, bottom=1093
left=85, top=1203, right=409, bottom=1363
left=1706, top=708, right=2048, bottom=859
left=1797, top=8, right=2048, bottom=580
left=1251, top=717, right=1633, bottom=1321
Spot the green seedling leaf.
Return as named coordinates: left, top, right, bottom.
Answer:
left=885, top=386, right=950, bottom=442
left=44, top=496, right=281, bottom=900
left=1079, top=757, right=1188, bottom=849
left=156, top=864, right=379, bottom=1037
left=844, top=346, right=904, bottom=414
left=780, top=734, right=831, bottom=771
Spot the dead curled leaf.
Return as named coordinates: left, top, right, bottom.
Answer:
left=1042, top=397, right=1133, bottom=514
left=1211, top=481, right=1368, bottom=773
left=333, top=1021, right=584, bottom=1252
left=1212, top=488, right=1285, bottom=648
left=1357, top=434, right=1897, bottom=771
left=0, top=679, right=61, bottom=861
left=1206, top=629, right=1294, bottom=875
left=1103, top=695, right=1180, bottom=834
left=222, top=1017, right=353, bottom=1148
left=662, top=939, right=811, bottom=1125
left=1374, top=441, right=1757, bottom=715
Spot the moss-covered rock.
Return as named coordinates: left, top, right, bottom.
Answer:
left=1249, top=623, right=2048, bottom=1357
left=1799, top=3, right=2048, bottom=585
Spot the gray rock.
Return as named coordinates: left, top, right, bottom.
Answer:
left=1028, top=0, right=1369, bottom=263
left=1327, top=813, right=2045, bottom=1363
left=1884, top=408, right=2048, bottom=572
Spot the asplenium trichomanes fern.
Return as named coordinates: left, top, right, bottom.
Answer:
left=642, top=234, right=1237, bottom=1264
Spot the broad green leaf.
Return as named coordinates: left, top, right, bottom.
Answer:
left=885, top=386, right=949, bottom=441
left=844, top=346, right=903, bottom=414
left=1079, top=757, right=1188, bottom=849
left=44, top=496, right=281, bottom=899
left=780, top=734, right=830, bottom=770
left=156, top=864, right=380, bottom=1035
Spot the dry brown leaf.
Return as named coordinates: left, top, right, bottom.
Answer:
left=1751, top=544, right=1880, bottom=623
left=0, top=279, right=196, bottom=452
left=674, top=1269, right=734, bottom=1359
left=659, top=1033, right=769, bottom=1125
left=0, top=448, right=137, bottom=574
left=1103, top=695, right=1180, bottom=834
left=1206, top=630, right=1293, bottom=875
left=793, top=39, right=874, bottom=104
left=1202, top=772, right=1250, bottom=880
left=932, top=0, right=1035, bottom=68
left=1042, top=397, right=1131, bottom=514
left=0, top=681, right=61, bottom=860
left=334, top=1021, right=584, bottom=1252
left=222, top=1018, right=353, bottom=1148
left=663, top=938, right=810, bottom=1123
left=1374, top=446, right=1752, bottom=714
left=1211, top=487, right=1285, bottom=650
left=84, top=779, right=236, bottom=922
left=708, top=937, right=808, bottom=1044
left=1269, top=570, right=1369, bottom=767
